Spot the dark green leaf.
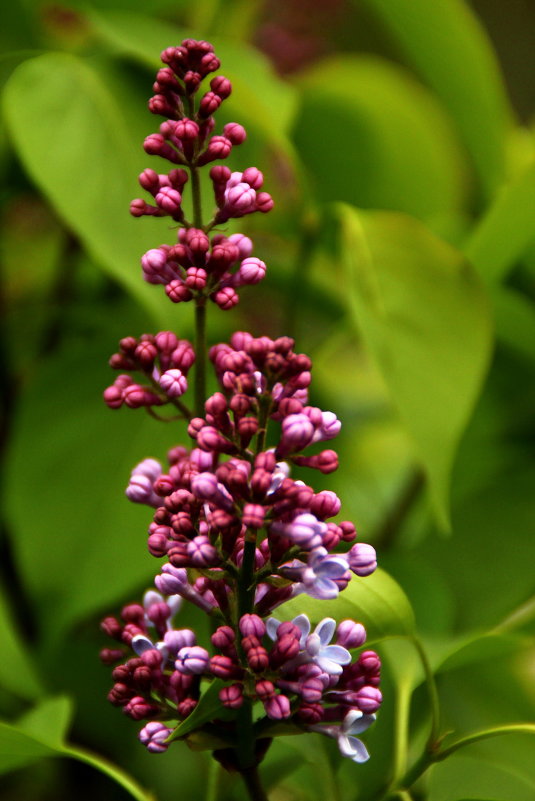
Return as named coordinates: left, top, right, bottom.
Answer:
left=0, top=582, right=44, bottom=700
left=336, top=204, right=493, bottom=527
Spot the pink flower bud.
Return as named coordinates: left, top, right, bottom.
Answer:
left=166, top=280, right=192, bottom=303
left=336, top=620, right=367, bottom=649
left=264, top=693, right=291, bottom=720
left=239, top=614, right=266, bottom=638
left=223, top=123, right=246, bottom=144
left=159, top=369, right=188, bottom=397
left=210, top=75, right=232, bottom=98
left=279, top=413, right=315, bottom=453
left=155, top=186, right=182, bottom=214
left=219, top=683, right=244, bottom=709
left=355, top=686, right=383, bottom=713
left=242, top=167, right=263, bottom=189
left=174, top=118, right=199, bottom=140
left=212, top=287, right=239, bottom=310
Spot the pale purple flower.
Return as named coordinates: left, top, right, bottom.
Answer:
left=175, top=645, right=210, bottom=674
left=347, top=543, right=377, bottom=577
left=297, top=548, right=349, bottom=600
left=312, top=411, right=342, bottom=443
left=126, top=458, right=162, bottom=506
left=267, top=615, right=351, bottom=676
left=285, top=513, right=326, bottom=550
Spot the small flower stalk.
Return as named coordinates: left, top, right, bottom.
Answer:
left=99, top=39, right=382, bottom=795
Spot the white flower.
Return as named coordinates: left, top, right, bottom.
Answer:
left=336, top=709, right=376, bottom=762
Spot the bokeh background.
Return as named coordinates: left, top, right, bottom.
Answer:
left=1, top=1, right=535, bottom=799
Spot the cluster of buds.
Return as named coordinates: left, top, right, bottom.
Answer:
left=130, top=39, right=273, bottom=309
left=100, top=38, right=381, bottom=773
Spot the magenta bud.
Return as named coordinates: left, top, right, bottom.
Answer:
left=223, top=123, right=246, bottom=144
left=210, top=75, right=232, bottom=98
left=310, top=490, right=341, bottom=519
left=256, top=191, right=274, bottom=213
left=356, top=686, right=383, bottom=713
left=239, top=614, right=266, bottom=638
left=155, top=186, right=182, bottom=214
left=166, top=280, right=192, bottom=303
left=336, top=620, right=367, bottom=649
left=174, top=118, right=199, bottom=140
left=187, top=535, right=220, bottom=567
left=210, top=654, right=243, bottom=680
left=212, top=287, right=239, bottom=310
left=236, top=257, right=266, bottom=285
left=242, top=167, right=263, bottom=189
left=264, top=693, right=291, bottom=720
left=211, top=626, right=235, bottom=650
left=103, top=385, right=124, bottom=408
left=219, top=683, right=244, bottom=709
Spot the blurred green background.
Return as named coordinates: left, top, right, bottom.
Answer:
left=1, top=1, right=534, bottom=799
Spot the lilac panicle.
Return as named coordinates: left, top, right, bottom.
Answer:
left=100, top=38, right=381, bottom=768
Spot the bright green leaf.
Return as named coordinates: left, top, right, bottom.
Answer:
left=358, top=0, right=512, bottom=200
left=279, top=568, right=415, bottom=642
left=429, top=753, right=535, bottom=801
left=167, top=680, right=229, bottom=742
left=0, top=697, right=154, bottom=800
left=17, top=696, right=72, bottom=747
left=336, top=204, right=493, bottom=527
left=2, top=52, right=173, bottom=327
left=292, top=55, right=467, bottom=231
left=465, top=158, right=535, bottom=283
left=0, top=582, right=43, bottom=700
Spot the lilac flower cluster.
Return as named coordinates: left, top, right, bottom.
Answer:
left=100, top=39, right=381, bottom=772
left=130, top=39, right=272, bottom=311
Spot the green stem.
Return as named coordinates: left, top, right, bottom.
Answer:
left=411, top=634, right=440, bottom=748
left=191, top=165, right=203, bottom=229
left=238, top=763, right=269, bottom=801
left=194, top=299, right=207, bottom=417
left=205, top=757, right=220, bottom=801
left=391, top=676, right=413, bottom=784
left=435, top=723, right=535, bottom=762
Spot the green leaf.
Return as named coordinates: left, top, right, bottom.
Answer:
left=0, top=697, right=154, bottom=800
left=358, top=0, right=512, bottom=199
left=0, top=582, right=44, bottom=700
left=429, top=753, right=535, bottom=801
left=86, top=9, right=297, bottom=145
left=167, top=679, right=228, bottom=742
left=17, top=696, right=72, bottom=747
left=2, top=52, right=173, bottom=326
left=336, top=204, right=493, bottom=528
left=292, top=55, right=467, bottom=231
left=279, top=568, right=415, bottom=642
left=464, top=158, right=535, bottom=283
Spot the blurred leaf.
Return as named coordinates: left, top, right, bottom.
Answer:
left=0, top=583, right=44, bottom=700
left=418, top=464, right=535, bottom=631
left=280, top=568, right=415, bottom=642
left=292, top=55, right=467, bottom=231
left=2, top=52, right=173, bottom=326
left=429, top=753, right=535, bottom=801
left=5, top=333, right=185, bottom=637
left=465, top=158, right=535, bottom=283
left=18, top=696, right=72, bottom=747
left=492, top=287, right=535, bottom=361
left=86, top=9, right=297, bottom=146
left=0, top=696, right=154, bottom=800
left=336, top=205, right=493, bottom=528
left=359, top=0, right=512, bottom=199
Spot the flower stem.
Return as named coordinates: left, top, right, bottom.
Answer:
left=194, top=299, right=207, bottom=417
left=410, top=635, right=440, bottom=748
left=238, top=764, right=269, bottom=801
